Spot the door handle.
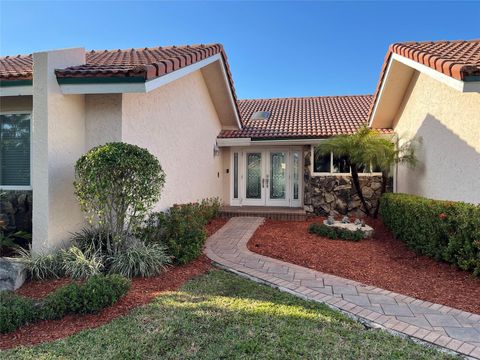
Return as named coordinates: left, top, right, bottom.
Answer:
left=262, top=178, right=265, bottom=188
left=266, top=175, right=269, bottom=188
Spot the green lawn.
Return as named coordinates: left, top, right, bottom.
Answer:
left=2, top=270, right=456, bottom=360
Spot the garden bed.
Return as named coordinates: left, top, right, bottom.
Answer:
left=247, top=217, right=480, bottom=314
left=0, top=218, right=227, bottom=349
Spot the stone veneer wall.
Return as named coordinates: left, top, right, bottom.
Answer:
left=303, top=146, right=390, bottom=217
left=0, top=191, right=32, bottom=233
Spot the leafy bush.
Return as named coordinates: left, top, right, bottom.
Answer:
left=380, top=193, right=480, bottom=275
left=0, top=292, right=38, bottom=333
left=309, top=223, right=364, bottom=241
left=40, top=282, right=83, bottom=320
left=60, top=246, right=104, bottom=280
left=108, top=242, right=170, bottom=277
left=41, top=274, right=131, bottom=320
left=74, top=142, right=165, bottom=246
left=143, top=204, right=208, bottom=265
left=15, top=247, right=65, bottom=280
left=71, top=227, right=113, bottom=256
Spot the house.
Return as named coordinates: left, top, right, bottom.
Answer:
left=0, top=40, right=479, bottom=253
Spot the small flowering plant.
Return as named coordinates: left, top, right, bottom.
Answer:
left=438, top=213, right=447, bottom=220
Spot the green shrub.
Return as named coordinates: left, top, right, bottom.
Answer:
left=41, top=274, right=131, bottom=320
left=15, top=247, right=65, bottom=280
left=141, top=198, right=219, bottom=265
left=309, top=223, right=364, bottom=241
left=77, top=274, right=131, bottom=313
left=0, top=292, right=38, bottom=333
left=380, top=193, right=480, bottom=275
left=71, top=227, right=113, bottom=256
left=108, top=242, right=171, bottom=277
left=74, top=142, right=165, bottom=246
left=60, top=246, right=104, bottom=280
left=41, top=282, right=83, bottom=320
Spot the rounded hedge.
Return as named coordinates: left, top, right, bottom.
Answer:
left=74, top=142, right=165, bottom=238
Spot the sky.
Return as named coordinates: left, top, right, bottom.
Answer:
left=1, top=1, right=479, bottom=99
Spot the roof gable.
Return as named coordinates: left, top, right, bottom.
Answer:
left=369, top=39, right=480, bottom=128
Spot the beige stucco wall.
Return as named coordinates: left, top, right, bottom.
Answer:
left=32, top=48, right=87, bottom=253
left=394, top=71, right=480, bottom=204
left=121, top=70, right=226, bottom=210
left=85, top=94, right=123, bottom=150
left=0, top=96, right=33, bottom=112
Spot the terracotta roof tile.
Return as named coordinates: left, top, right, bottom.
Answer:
left=0, top=54, right=33, bottom=81
left=219, top=95, right=393, bottom=139
left=368, top=39, right=480, bottom=120
left=0, top=44, right=237, bottom=99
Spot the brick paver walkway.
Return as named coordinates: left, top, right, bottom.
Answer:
left=205, top=217, right=480, bottom=359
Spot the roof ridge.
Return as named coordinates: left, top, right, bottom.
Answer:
left=238, top=94, right=373, bottom=102
left=86, top=43, right=222, bottom=54
left=0, top=44, right=223, bottom=60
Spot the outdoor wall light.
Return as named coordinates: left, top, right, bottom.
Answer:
left=213, top=143, right=220, bottom=157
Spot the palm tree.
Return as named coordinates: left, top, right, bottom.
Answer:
left=315, top=127, right=418, bottom=218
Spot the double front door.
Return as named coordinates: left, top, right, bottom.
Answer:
left=232, top=148, right=302, bottom=207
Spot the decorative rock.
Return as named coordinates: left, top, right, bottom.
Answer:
left=326, top=216, right=335, bottom=225
left=322, top=221, right=374, bottom=239
left=342, top=216, right=350, bottom=224
left=362, top=187, right=374, bottom=199
left=0, top=257, right=26, bottom=291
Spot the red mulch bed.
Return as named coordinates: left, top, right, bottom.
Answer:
left=0, top=218, right=228, bottom=350
left=248, top=217, right=480, bottom=315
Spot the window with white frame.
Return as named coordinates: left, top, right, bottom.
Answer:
left=0, top=113, right=31, bottom=187
left=311, top=146, right=380, bottom=175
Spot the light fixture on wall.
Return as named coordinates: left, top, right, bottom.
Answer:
left=213, top=142, right=220, bottom=157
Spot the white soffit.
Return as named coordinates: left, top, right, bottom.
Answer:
left=0, top=86, right=33, bottom=96
left=369, top=53, right=480, bottom=128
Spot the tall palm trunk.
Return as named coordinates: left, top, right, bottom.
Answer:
left=350, top=164, right=371, bottom=217
left=373, top=170, right=388, bottom=219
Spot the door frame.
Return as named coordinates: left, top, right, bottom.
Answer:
left=229, top=146, right=303, bottom=207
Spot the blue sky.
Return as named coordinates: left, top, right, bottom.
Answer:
left=1, top=1, right=479, bottom=99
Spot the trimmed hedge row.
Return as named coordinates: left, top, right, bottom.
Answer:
left=0, top=274, right=130, bottom=333
left=380, top=193, right=480, bottom=275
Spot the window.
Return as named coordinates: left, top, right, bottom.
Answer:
left=312, top=146, right=380, bottom=175
left=0, top=113, right=31, bottom=187
left=251, top=111, right=271, bottom=121
left=233, top=152, right=239, bottom=199
left=332, top=155, right=350, bottom=173
left=313, top=151, right=331, bottom=173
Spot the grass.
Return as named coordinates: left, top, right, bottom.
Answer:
left=2, top=270, right=457, bottom=360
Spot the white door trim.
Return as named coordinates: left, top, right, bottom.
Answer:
left=229, top=146, right=303, bottom=207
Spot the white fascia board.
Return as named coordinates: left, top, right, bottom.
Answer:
left=60, top=54, right=223, bottom=95
left=392, top=53, right=480, bottom=93
left=217, top=56, right=242, bottom=129
left=369, top=53, right=480, bottom=128
left=217, top=138, right=331, bottom=147
left=0, top=85, right=33, bottom=96
left=368, top=56, right=393, bottom=128
left=217, top=138, right=251, bottom=147
left=144, top=54, right=221, bottom=93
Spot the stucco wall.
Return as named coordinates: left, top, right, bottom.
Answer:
left=32, top=48, right=87, bottom=253
left=121, top=70, right=225, bottom=210
left=85, top=94, right=122, bottom=150
left=394, top=72, right=480, bottom=204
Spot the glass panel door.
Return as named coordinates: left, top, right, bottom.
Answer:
left=291, top=150, right=302, bottom=207
left=270, top=152, right=286, bottom=199
left=244, top=152, right=264, bottom=205
left=266, top=151, right=289, bottom=206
